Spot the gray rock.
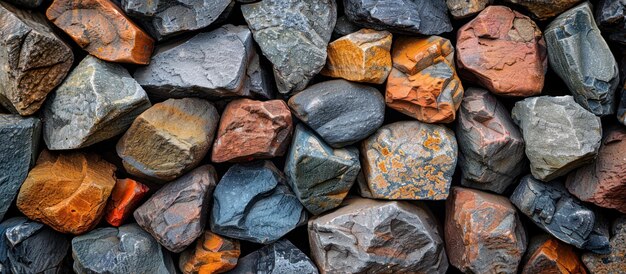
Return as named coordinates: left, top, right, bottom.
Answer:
left=0, top=115, right=39, bottom=221
left=343, top=0, right=452, bottom=35
left=246, top=52, right=275, bottom=100
left=582, top=215, right=626, bottom=272
left=241, top=0, right=336, bottom=95
left=511, top=96, right=601, bottom=181
left=43, top=56, right=151, bottom=150
left=288, top=79, right=385, bottom=148
left=284, top=124, right=360, bottom=215
left=72, top=223, right=175, bottom=274
left=545, top=2, right=619, bottom=116
left=308, top=197, right=448, bottom=273
left=134, top=25, right=255, bottom=99
left=1, top=0, right=42, bottom=8
left=210, top=161, right=307, bottom=244
left=134, top=165, right=217, bottom=253
left=332, top=16, right=360, bottom=40
left=446, top=0, right=491, bottom=19
left=596, top=0, right=626, bottom=45
left=227, top=239, right=318, bottom=274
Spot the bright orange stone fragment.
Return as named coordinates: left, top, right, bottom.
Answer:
left=105, top=178, right=149, bottom=227
left=179, top=231, right=241, bottom=274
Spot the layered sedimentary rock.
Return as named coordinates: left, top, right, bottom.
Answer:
left=521, top=237, right=587, bottom=274
left=179, top=231, right=240, bottom=274
left=582, top=215, right=626, bottom=272
left=446, top=0, right=491, bottom=19
left=104, top=178, right=149, bottom=227
left=596, top=0, right=626, bottom=45
left=501, top=0, right=582, bottom=20
left=228, top=239, right=318, bottom=274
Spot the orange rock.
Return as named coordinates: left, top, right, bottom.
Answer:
left=321, top=29, right=392, bottom=84
left=16, top=150, right=116, bottom=234
left=386, top=36, right=464, bottom=123
left=179, top=231, right=240, bottom=274
left=46, top=0, right=154, bottom=65
left=522, top=238, right=587, bottom=274
left=104, top=178, right=149, bottom=227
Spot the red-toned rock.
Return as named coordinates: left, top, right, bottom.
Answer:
left=46, top=0, right=154, bottom=65
left=521, top=237, right=587, bottom=274
left=179, top=231, right=240, bottom=274
left=104, top=178, right=149, bottom=227
left=456, top=6, right=547, bottom=97
left=211, top=99, right=293, bottom=163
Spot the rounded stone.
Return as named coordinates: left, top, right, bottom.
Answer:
left=179, top=231, right=240, bottom=274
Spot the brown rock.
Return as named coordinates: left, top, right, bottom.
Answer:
left=320, top=29, right=392, bottom=84
left=447, top=0, right=492, bottom=19
left=582, top=215, right=626, bottom=273
left=385, top=36, right=464, bottom=124
left=46, top=0, right=154, bottom=65
left=211, top=98, right=293, bottom=163
left=501, top=0, right=582, bottom=20
left=104, top=178, right=149, bottom=227
left=16, top=151, right=116, bottom=234
left=179, top=231, right=240, bottom=274
left=456, top=6, right=547, bottom=97
left=445, top=187, right=527, bottom=273
left=521, top=237, right=587, bottom=274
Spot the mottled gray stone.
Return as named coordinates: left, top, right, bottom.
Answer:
left=210, top=161, right=307, bottom=244
left=446, top=0, right=491, bottom=19
left=43, top=56, right=151, bottom=150
left=582, top=215, right=626, bottom=272
left=596, top=0, right=626, bottom=45
left=343, top=0, right=452, bottom=35
left=511, top=96, right=601, bottom=181
left=134, top=165, right=217, bottom=253
left=0, top=115, right=39, bottom=221
left=288, top=79, right=385, bottom=148
left=284, top=124, right=360, bottom=215
left=241, top=0, right=336, bottom=95
left=1, top=0, right=42, bottom=8
left=332, top=16, right=360, bottom=40
left=545, top=2, right=619, bottom=116
left=227, top=239, right=318, bottom=274
left=308, top=197, right=448, bottom=273
left=72, top=223, right=175, bottom=274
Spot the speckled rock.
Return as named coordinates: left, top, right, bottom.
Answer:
left=227, top=239, right=318, bottom=274
left=521, top=237, right=587, bottom=274
left=210, top=161, right=306, bottom=244
left=446, top=0, right=491, bottom=19
left=582, top=215, right=626, bottom=272
left=288, top=79, right=385, bottom=148
left=179, top=231, right=240, bottom=274
left=309, top=197, right=448, bottom=273
left=545, top=2, right=619, bottom=116
left=360, top=121, right=457, bottom=200
left=134, top=165, right=217, bottom=253
left=501, top=0, right=582, bottom=20
left=105, top=178, right=149, bottom=227
left=242, top=0, right=336, bottom=95
left=596, top=0, right=626, bottom=45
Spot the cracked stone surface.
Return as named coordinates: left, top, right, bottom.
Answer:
left=179, top=231, right=240, bottom=274
left=597, top=0, right=626, bottom=45
left=501, top=0, right=582, bottom=20
left=582, top=215, right=626, bottom=272
left=446, top=0, right=491, bottom=19
left=228, top=239, right=318, bottom=274
left=104, top=178, right=149, bottom=227
left=521, top=236, right=587, bottom=274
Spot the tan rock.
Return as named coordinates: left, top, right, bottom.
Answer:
left=447, top=0, right=492, bottom=19
left=179, top=231, right=240, bottom=274
left=502, top=0, right=582, bottom=20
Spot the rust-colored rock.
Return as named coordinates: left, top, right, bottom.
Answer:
left=211, top=98, right=293, bottom=163
left=104, top=178, right=149, bottom=227
left=320, top=29, right=392, bottom=84
left=501, top=0, right=582, bottom=20
left=385, top=36, right=463, bottom=124
left=46, top=0, right=154, bottom=65
left=445, top=187, right=527, bottom=273
left=521, top=237, right=587, bottom=274
left=456, top=6, right=547, bottom=97
left=16, top=151, right=116, bottom=234
left=179, top=231, right=240, bottom=274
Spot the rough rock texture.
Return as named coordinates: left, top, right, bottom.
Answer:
left=501, top=0, right=582, bottom=20
left=43, top=56, right=151, bottom=150
left=117, top=98, right=219, bottom=182
left=360, top=121, right=457, bottom=200
left=456, top=6, right=547, bottom=97
left=332, top=16, right=360, bottom=39
left=0, top=217, right=69, bottom=274
left=620, top=86, right=626, bottom=126
left=16, top=151, right=116, bottom=234
left=228, top=239, right=317, bottom=274
left=284, top=124, right=360, bottom=215
left=446, top=0, right=491, bottom=19
left=179, top=231, right=240, bottom=274
left=288, top=80, right=385, bottom=148
left=386, top=36, right=464, bottom=123
left=511, top=96, right=602, bottom=181
left=134, top=25, right=256, bottom=99
left=521, top=237, right=587, bottom=274
left=566, top=126, right=626, bottom=213
left=46, top=0, right=154, bottom=65
left=211, top=99, right=292, bottom=163
left=104, top=178, right=149, bottom=227
left=210, top=161, right=306, bottom=244
left=0, top=115, right=40, bottom=221
left=545, top=2, right=619, bottom=116
left=445, top=187, right=527, bottom=274
left=343, top=0, right=452, bottom=35
left=246, top=52, right=275, bottom=100
left=0, top=2, right=73, bottom=116
left=321, top=29, right=392, bottom=84
left=309, top=198, right=448, bottom=273
left=596, top=0, right=626, bottom=45
left=3, top=0, right=43, bottom=8
left=457, top=88, right=526, bottom=194
left=582, top=215, right=626, bottom=272
left=72, top=224, right=175, bottom=274
left=134, top=165, right=217, bottom=253
left=241, top=0, right=335, bottom=95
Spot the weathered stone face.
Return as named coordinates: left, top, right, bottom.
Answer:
left=309, top=197, right=448, bottom=273
left=104, top=178, right=149, bottom=227
left=0, top=2, right=73, bottom=116
left=179, top=231, right=240, bottom=274
left=521, top=237, right=588, bottom=274
left=360, top=121, right=457, bottom=200
left=501, top=0, right=582, bottom=20
left=228, top=239, right=318, bottom=274
left=446, top=0, right=491, bottom=19
left=582, top=215, right=626, bottom=272
left=596, top=0, right=626, bottom=45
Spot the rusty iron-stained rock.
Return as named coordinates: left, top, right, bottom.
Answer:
left=104, top=178, right=149, bottom=227
left=179, top=231, right=240, bottom=274
left=582, top=215, right=626, bottom=273
left=228, top=239, right=318, bottom=274
left=446, top=0, right=492, bottom=19
left=501, top=0, right=582, bottom=20
left=521, top=237, right=587, bottom=274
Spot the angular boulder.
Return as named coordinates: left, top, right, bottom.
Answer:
left=446, top=0, right=491, bottom=19
left=104, top=178, right=149, bottom=227
left=228, top=239, right=317, bottom=274
left=179, top=231, right=240, bottom=274
left=521, top=237, right=587, bottom=274
left=582, top=215, right=626, bottom=272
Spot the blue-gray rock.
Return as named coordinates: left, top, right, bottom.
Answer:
left=284, top=124, right=360, bottom=215
left=246, top=52, right=275, bottom=100
left=596, top=0, right=626, bottom=45
left=226, top=239, right=318, bottom=274
left=0, top=115, right=39, bottom=221
left=545, top=2, right=619, bottom=116
left=43, top=56, right=151, bottom=150
left=332, top=16, right=360, bottom=39
left=288, top=79, right=385, bottom=148
left=210, top=161, right=307, bottom=244
left=241, top=0, right=336, bottom=95
left=72, top=223, right=176, bottom=274
left=343, top=0, right=452, bottom=35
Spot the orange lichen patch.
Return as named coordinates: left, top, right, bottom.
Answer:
left=522, top=238, right=587, bottom=274
left=105, top=178, right=149, bottom=227
left=424, top=132, right=442, bottom=151
left=179, top=231, right=240, bottom=274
